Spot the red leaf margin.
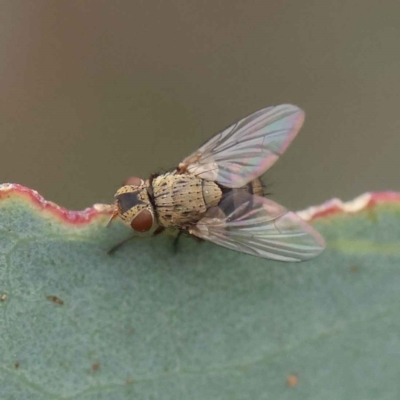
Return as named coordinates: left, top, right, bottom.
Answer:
left=1, top=183, right=399, bottom=226
left=298, top=192, right=400, bottom=221
left=0, top=183, right=112, bottom=226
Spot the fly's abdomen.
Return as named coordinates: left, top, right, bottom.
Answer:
left=152, top=174, right=222, bottom=228
left=249, top=178, right=264, bottom=197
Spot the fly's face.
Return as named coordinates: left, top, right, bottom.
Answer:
left=113, top=177, right=155, bottom=232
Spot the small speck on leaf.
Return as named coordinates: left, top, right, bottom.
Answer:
left=126, top=378, right=134, bottom=384
left=350, top=266, right=359, bottom=273
left=46, top=295, right=64, bottom=305
left=287, top=374, right=298, bottom=388
left=14, top=362, right=19, bottom=369
left=1, top=293, right=7, bottom=301
left=92, top=363, right=100, bottom=372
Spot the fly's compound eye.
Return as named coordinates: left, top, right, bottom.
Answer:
left=123, top=176, right=143, bottom=186
left=130, top=209, right=154, bottom=232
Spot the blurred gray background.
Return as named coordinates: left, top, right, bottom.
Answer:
left=0, top=0, right=399, bottom=211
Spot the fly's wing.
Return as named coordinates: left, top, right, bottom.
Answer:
left=189, top=191, right=325, bottom=262
left=181, top=104, right=304, bottom=188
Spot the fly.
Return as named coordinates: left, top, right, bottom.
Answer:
left=108, top=104, right=325, bottom=262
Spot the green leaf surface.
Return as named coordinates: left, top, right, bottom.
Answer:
left=0, top=185, right=399, bottom=399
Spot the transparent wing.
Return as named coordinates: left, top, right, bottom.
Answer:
left=189, top=191, right=325, bottom=262
left=181, top=104, right=304, bottom=188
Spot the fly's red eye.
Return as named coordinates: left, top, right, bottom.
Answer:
left=123, top=176, right=143, bottom=186
left=131, top=209, right=153, bottom=232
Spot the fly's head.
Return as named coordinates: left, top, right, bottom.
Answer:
left=111, top=177, right=155, bottom=232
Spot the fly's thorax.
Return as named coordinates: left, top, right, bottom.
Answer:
left=114, top=179, right=155, bottom=232
left=152, top=173, right=222, bottom=227
left=201, top=180, right=222, bottom=207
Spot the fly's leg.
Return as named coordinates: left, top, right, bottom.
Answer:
left=108, top=226, right=165, bottom=255
left=153, top=226, right=165, bottom=236
left=108, top=235, right=136, bottom=255
left=173, top=230, right=204, bottom=254
left=172, top=231, right=184, bottom=254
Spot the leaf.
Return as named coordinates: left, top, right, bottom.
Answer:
left=0, top=184, right=399, bottom=399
